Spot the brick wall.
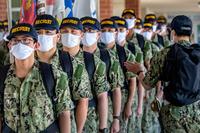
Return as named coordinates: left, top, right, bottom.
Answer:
left=0, top=0, right=7, bottom=20
left=125, top=0, right=141, bottom=18
left=100, top=0, right=113, bottom=20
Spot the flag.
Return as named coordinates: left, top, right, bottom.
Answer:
left=20, top=0, right=37, bottom=25
left=37, top=0, right=46, bottom=15
left=73, top=0, right=97, bottom=18
left=46, top=0, right=55, bottom=15
left=46, top=0, right=65, bottom=20
left=90, top=0, right=97, bottom=18
left=65, top=0, right=73, bottom=17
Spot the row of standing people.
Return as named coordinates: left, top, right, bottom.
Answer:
left=0, top=9, right=171, bottom=133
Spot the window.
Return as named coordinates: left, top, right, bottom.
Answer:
left=11, top=0, right=20, bottom=21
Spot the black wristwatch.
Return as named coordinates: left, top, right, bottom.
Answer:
left=99, top=128, right=108, bottom=133
left=113, top=115, right=120, bottom=121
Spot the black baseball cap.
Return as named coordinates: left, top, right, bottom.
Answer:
left=60, top=17, right=83, bottom=31
left=7, top=23, right=38, bottom=41
left=144, top=14, right=157, bottom=24
left=143, top=21, right=153, bottom=29
left=101, top=18, right=118, bottom=29
left=111, top=17, right=128, bottom=29
left=34, top=14, right=59, bottom=31
left=170, top=15, right=192, bottom=36
left=135, top=18, right=143, bottom=28
left=122, top=9, right=136, bottom=17
left=81, top=16, right=101, bottom=31
left=157, top=16, right=167, bottom=24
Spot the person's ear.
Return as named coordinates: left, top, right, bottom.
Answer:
left=80, top=32, right=84, bottom=39
left=56, top=32, right=61, bottom=42
left=34, top=41, right=40, bottom=50
left=126, top=29, right=129, bottom=36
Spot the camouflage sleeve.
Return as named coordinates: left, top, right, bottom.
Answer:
left=134, top=45, right=144, bottom=63
left=125, top=49, right=137, bottom=79
left=164, top=39, right=171, bottom=48
left=143, top=48, right=169, bottom=88
left=93, top=57, right=109, bottom=96
left=54, top=70, right=74, bottom=116
left=151, top=43, right=160, bottom=55
left=109, top=58, right=124, bottom=91
left=73, top=64, right=92, bottom=101
left=143, top=41, right=153, bottom=61
left=0, top=41, right=9, bottom=67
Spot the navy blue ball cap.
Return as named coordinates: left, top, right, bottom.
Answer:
left=143, top=21, right=153, bottom=29
left=111, top=16, right=128, bottom=29
left=122, top=9, right=136, bottom=17
left=100, top=18, right=118, bottom=29
left=170, top=15, right=192, bottom=35
left=34, top=14, right=59, bottom=31
left=81, top=16, right=101, bottom=31
left=60, top=17, right=83, bottom=31
left=144, top=14, right=157, bottom=24
left=7, top=23, right=38, bottom=41
left=157, top=16, right=167, bottom=24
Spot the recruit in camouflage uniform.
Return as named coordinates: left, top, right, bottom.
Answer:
left=59, top=17, right=92, bottom=133
left=110, top=16, right=138, bottom=133
left=122, top=10, right=145, bottom=132
left=141, top=19, right=161, bottom=133
left=0, top=23, right=73, bottom=132
left=80, top=16, right=109, bottom=133
left=100, top=18, right=125, bottom=133
left=34, top=15, right=92, bottom=133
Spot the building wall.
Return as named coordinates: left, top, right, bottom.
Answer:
left=0, top=0, right=7, bottom=20
left=100, top=0, right=113, bottom=20
left=100, top=0, right=141, bottom=19
left=113, top=0, right=125, bottom=17
left=125, top=0, right=141, bottom=18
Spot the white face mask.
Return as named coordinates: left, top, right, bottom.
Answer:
left=82, top=32, right=98, bottom=47
left=134, top=29, right=142, bottom=34
left=117, top=31, right=127, bottom=45
left=161, top=25, right=167, bottom=32
left=61, top=33, right=81, bottom=48
left=152, top=25, right=157, bottom=32
left=125, top=18, right=136, bottom=29
left=0, top=32, right=4, bottom=41
left=143, top=31, right=153, bottom=40
left=100, top=32, right=116, bottom=45
left=10, top=43, right=34, bottom=60
left=38, top=35, right=55, bottom=52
